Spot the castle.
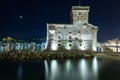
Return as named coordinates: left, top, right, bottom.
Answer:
left=46, top=6, right=98, bottom=51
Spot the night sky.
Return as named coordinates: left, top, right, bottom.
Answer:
left=0, top=0, right=120, bottom=42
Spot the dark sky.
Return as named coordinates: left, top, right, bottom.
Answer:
left=0, top=0, right=120, bottom=42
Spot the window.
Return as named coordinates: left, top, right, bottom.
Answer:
left=83, top=17, right=87, bottom=20
left=69, top=36, right=72, bottom=42
left=78, top=31, right=80, bottom=33
left=92, top=27, right=94, bottom=29
left=83, top=23, right=87, bottom=27
left=80, top=44, right=82, bottom=46
left=69, top=36, right=72, bottom=39
left=58, top=44, right=61, bottom=47
left=69, top=44, right=72, bottom=47
left=69, top=40, right=72, bottom=42
left=69, top=32, right=72, bottom=34
left=58, top=40, right=61, bottom=43
left=58, top=31, right=61, bottom=34
left=49, top=26, right=55, bottom=30
left=79, top=12, right=81, bottom=15
left=58, top=36, right=61, bottom=39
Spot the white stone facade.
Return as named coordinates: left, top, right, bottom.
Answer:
left=46, top=6, right=98, bottom=51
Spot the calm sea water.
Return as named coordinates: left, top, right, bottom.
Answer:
left=0, top=56, right=120, bottom=80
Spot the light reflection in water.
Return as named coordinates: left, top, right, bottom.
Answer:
left=44, top=57, right=99, bottom=80
left=65, top=60, right=72, bottom=74
left=92, top=56, right=99, bottom=80
left=18, top=63, right=22, bottom=80
left=45, top=60, right=59, bottom=80
left=44, top=60, right=49, bottom=80
left=50, top=60, right=58, bottom=80
left=79, top=59, right=88, bottom=80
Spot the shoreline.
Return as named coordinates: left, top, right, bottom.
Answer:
left=0, top=50, right=94, bottom=62
left=95, top=53, right=120, bottom=61
left=0, top=51, right=120, bottom=62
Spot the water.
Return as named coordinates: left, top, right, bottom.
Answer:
left=0, top=57, right=120, bottom=80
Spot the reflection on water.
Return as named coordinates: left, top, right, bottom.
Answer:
left=92, top=57, right=98, bottom=80
left=65, top=60, right=72, bottom=75
left=2, top=57, right=120, bottom=80
left=79, top=59, right=88, bottom=80
left=45, top=60, right=49, bottom=80
left=18, top=63, right=23, bottom=80
left=50, top=60, right=58, bottom=80
left=44, top=57, right=99, bottom=80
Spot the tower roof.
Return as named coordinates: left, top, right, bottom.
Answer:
left=72, top=6, right=90, bottom=10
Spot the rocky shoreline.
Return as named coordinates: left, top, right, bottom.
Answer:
left=0, top=50, right=95, bottom=62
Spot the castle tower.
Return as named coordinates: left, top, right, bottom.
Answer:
left=71, top=6, right=90, bottom=24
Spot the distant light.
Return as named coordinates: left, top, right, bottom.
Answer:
left=19, top=16, right=23, bottom=19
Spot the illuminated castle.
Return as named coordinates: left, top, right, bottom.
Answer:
left=46, top=6, right=98, bottom=51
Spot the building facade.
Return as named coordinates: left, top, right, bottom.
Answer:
left=103, top=39, right=120, bottom=52
left=46, top=6, right=98, bottom=51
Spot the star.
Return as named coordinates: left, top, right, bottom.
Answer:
left=19, top=16, right=23, bottom=19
